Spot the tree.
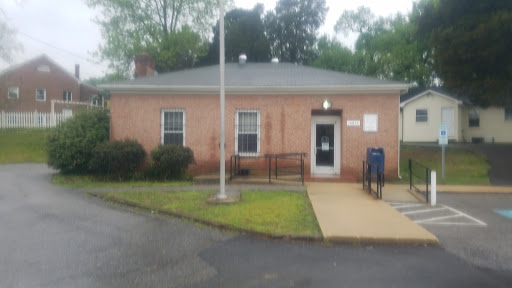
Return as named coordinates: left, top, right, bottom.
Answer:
left=415, top=0, right=512, bottom=107
left=264, top=0, right=328, bottom=64
left=310, top=35, right=355, bottom=73
left=204, top=4, right=271, bottom=64
left=334, top=6, right=374, bottom=35
left=86, top=0, right=226, bottom=77
left=0, top=16, right=23, bottom=65
left=334, top=7, right=436, bottom=87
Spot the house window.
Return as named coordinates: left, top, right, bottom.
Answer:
left=416, top=109, right=428, bottom=122
left=161, top=109, right=185, bottom=146
left=36, top=89, right=46, bottom=101
left=8, top=86, right=19, bottom=99
left=235, top=110, right=260, bottom=156
left=63, top=91, right=72, bottom=102
left=37, top=65, right=50, bottom=72
left=468, top=108, right=480, bottom=127
left=505, top=108, right=512, bottom=121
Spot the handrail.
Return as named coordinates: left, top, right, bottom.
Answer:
left=362, top=160, right=383, bottom=199
left=230, top=152, right=307, bottom=185
left=408, top=159, right=431, bottom=203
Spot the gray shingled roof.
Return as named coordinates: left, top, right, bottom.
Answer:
left=103, top=63, right=406, bottom=88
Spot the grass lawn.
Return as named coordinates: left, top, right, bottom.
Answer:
left=104, top=190, right=322, bottom=237
left=0, top=128, right=50, bottom=163
left=53, top=174, right=191, bottom=188
left=400, top=145, right=490, bottom=185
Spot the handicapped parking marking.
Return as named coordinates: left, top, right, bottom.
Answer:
left=494, top=209, right=512, bottom=220
left=388, top=202, right=487, bottom=226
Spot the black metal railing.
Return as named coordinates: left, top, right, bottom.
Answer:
left=408, top=159, right=431, bottom=203
left=362, top=160, right=384, bottom=199
left=230, top=152, right=307, bottom=185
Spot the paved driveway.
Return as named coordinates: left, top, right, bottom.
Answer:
left=457, top=144, right=512, bottom=185
left=1, top=164, right=511, bottom=287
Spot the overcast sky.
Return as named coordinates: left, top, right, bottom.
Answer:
left=1, top=0, right=414, bottom=79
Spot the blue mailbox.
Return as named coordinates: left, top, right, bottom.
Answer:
left=366, top=147, right=385, bottom=173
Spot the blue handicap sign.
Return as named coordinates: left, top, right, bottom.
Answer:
left=441, top=130, right=446, bottom=136
left=494, top=209, right=512, bottom=220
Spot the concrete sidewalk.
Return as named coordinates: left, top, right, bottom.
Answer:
left=306, top=182, right=438, bottom=245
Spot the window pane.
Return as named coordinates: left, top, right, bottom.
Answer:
left=468, top=109, right=479, bottom=127
left=505, top=108, right=512, bottom=121
left=239, top=112, right=257, bottom=133
left=416, top=109, right=428, bottom=122
left=36, top=89, right=45, bottom=100
left=238, top=134, right=258, bottom=153
left=164, top=133, right=183, bottom=146
left=8, top=86, right=19, bottom=99
left=163, top=110, right=184, bottom=146
left=164, top=111, right=183, bottom=132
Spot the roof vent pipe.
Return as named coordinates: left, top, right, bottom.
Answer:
left=239, top=54, right=247, bottom=64
left=271, top=57, right=279, bottom=63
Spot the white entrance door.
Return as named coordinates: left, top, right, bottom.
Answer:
left=441, top=107, right=455, bottom=137
left=311, top=116, right=341, bottom=176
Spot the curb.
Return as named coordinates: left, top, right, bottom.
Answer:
left=88, top=190, right=439, bottom=246
left=324, top=236, right=439, bottom=246
left=87, top=191, right=324, bottom=244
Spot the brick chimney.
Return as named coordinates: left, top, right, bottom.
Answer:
left=134, top=52, right=155, bottom=78
left=75, top=64, right=80, bottom=79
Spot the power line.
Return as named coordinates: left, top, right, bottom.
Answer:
left=18, top=31, right=109, bottom=70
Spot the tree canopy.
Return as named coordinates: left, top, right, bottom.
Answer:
left=415, top=0, right=512, bottom=107
left=0, top=16, right=23, bottom=65
left=331, top=7, right=436, bottom=86
left=86, top=0, right=225, bottom=77
left=310, top=35, right=355, bottom=73
left=264, top=0, right=328, bottom=64
left=204, top=4, right=271, bottom=64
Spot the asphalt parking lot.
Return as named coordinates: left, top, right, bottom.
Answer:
left=388, top=192, right=512, bottom=271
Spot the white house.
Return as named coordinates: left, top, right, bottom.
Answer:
left=400, top=88, right=512, bottom=143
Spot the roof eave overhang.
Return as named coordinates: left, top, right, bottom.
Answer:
left=99, top=84, right=410, bottom=95
left=400, top=89, right=463, bottom=108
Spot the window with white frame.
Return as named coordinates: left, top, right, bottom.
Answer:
left=468, top=108, right=480, bottom=127
left=235, top=110, right=260, bottom=156
left=37, top=65, right=50, bottom=72
left=505, top=108, right=512, bottom=121
left=63, top=91, right=72, bottom=102
left=36, top=89, right=46, bottom=101
left=161, top=109, right=185, bottom=146
left=415, top=109, right=428, bottom=122
left=8, top=86, right=19, bottom=99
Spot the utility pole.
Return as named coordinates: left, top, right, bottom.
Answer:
left=217, top=0, right=227, bottom=200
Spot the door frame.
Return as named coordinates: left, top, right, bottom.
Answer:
left=441, top=107, right=455, bottom=137
left=311, top=115, right=341, bottom=176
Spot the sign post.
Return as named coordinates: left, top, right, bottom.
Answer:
left=438, top=124, right=448, bottom=181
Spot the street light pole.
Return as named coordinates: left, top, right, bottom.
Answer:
left=217, top=0, right=227, bottom=200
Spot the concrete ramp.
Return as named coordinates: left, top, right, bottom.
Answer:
left=306, top=183, right=438, bottom=245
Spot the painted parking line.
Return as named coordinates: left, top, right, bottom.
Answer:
left=388, top=202, right=487, bottom=227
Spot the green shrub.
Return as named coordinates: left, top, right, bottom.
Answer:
left=47, top=109, right=110, bottom=174
left=90, top=139, right=146, bottom=180
left=150, top=144, right=194, bottom=180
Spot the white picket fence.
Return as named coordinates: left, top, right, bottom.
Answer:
left=0, top=111, right=68, bottom=128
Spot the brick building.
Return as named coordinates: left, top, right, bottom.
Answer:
left=102, top=57, right=408, bottom=180
left=0, top=54, right=99, bottom=115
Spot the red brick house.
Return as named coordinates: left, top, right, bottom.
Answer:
left=102, top=59, right=408, bottom=180
left=0, top=54, right=99, bottom=116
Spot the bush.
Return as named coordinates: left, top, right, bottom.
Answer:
left=150, top=144, right=194, bottom=180
left=47, top=109, right=110, bottom=174
left=89, top=139, right=146, bottom=180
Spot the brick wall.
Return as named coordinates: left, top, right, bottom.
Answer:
left=110, top=92, right=400, bottom=179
